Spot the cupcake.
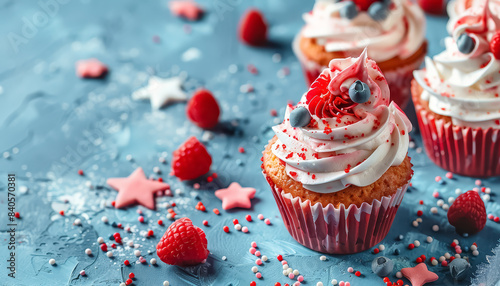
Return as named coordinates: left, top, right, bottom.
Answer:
left=293, top=0, right=427, bottom=108
left=412, top=1, right=500, bottom=177
left=262, top=50, right=413, bottom=254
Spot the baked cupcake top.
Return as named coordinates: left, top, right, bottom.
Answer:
left=301, top=0, right=426, bottom=62
left=414, top=0, right=500, bottom=129
left=271, top=50, right=412, bottom=193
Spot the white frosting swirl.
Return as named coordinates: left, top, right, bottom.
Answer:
left=302, top=0, right=426, bottom=62
left=414, top=0, right=500, bottom=129
left=271, top=52, right=412, bottom=193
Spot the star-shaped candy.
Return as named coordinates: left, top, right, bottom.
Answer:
left=215, top=182, right=256, bottom=210
left=132, top=76, right=187, bottom=110
left=169, top=1, right=204, bottom=21
left=76, top=58, right=108, bottom=78
left=107, top=167, right=170, bottom=210
left=401, top=263, right=439, bottom=286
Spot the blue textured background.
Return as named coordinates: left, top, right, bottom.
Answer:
left=1, top=0, right=499, bottom=285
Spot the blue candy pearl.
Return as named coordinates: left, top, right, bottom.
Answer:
left=457, top=34, right=475, bottom=54
left=340, top=2, right=358, bottom=19
left=289, top=106, right=311, bottom=128
left=368, top=2, right=389, bottom=21
left=349, top=80, right=371, bottom=103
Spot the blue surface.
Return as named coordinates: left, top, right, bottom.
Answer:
left=0, top=1, right=499, bottom=285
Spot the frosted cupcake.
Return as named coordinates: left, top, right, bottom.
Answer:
left=294, top=0, right=427, bottom=108
left=262, top=50, right=413, bottom=254
left=412, top=1, right=500, bottom=177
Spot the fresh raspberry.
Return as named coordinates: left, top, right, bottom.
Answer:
left=239, top=9, right=268, bottom=46
left=490, top=31, right=500, bottom=59
left=447, top=191, right=486, bottom=234
left=353, top=0, right=378, bottom=11
left=186, top=89, right=220, bottom=129
left=172, top=136, right=212, bottom=180
left=417, top=0, right=445, bottom=15
left=156, top=218, right=209, bottom=266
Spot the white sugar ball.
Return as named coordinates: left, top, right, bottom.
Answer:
left=455, top=188, right=462, bottom=195
left=331, top=279, right=338, bottom=285
left=396, top=271, right=403, bottom=278
left=437, top=199, right=444, bottom=207
left=293, top=269, right=299, bottom=275
left=444, top=253, right=451, bottom=259
left=234, top=224, right=242, bottom=231
left=163, top=281, right=170, bottom=286
left=134, top=250, right=141, bottom=257
left=432, top=259, right=438, bottom=266
left=432, top=225, right=440, bottom=232
left=49, top=259, right=56, bottom=265
left=317, top=283, right=324, bottom=286
left=74, top=218, right=82, bottom=226
left=252, top=266, right=258, bottom=273
left=426, top=236, right=433, bottom=243
left=283, top=264, right=289, bottom=270
left=416, top=218, right=423, bottom=223
left=128, top=241, right=134, bottom=247
left=455, top=254, right=461, bottom=258
left=262, top=255, right=268, bottom=262
left=222, top=256, right=227, bottom=261
left=97, top=237, right=104, bottom=244
left=79, top=270, right=86, bottom=276
left=85, top=248, right=92, bottom=255
left=414, top=240, right=421, bottom=247
left=106, top=251, right=113, bottom=258
left=442, top=204, right=449, bottom=210
left=430, top=207, right=438, bottom=214
left=320, top=255, right=327, bottom=261
left=101, top=216, right=108, bottom=223
left=120, top=283, right=126, bottom=286
left=439, top=256, right=445, bottom=262
left=150, top=258, right=157, bottom=265
left=412, top=221, right=419, bottom=227
left=471, top=245, right=478, bottom=251
left=453, top=239, right=459, bottom=245
left=473, top=250, right=479, bottom=256
left=448, top=197, right=455, bottom=204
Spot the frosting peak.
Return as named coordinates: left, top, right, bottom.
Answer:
left=271, top=52, right=412, bottom=193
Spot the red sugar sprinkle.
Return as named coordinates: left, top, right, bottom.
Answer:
left=417, top=210, right=423, bottom=216
left=247, top=64, right=258, bottom=74
left=277, top=254, right=283, bottom=261
left=408, top=243, right=415, bottom=250
left=233, top=219, right=239, bottom=225
left=100, top=244, right=107, bottom=252
left=158, top=220, right=163, bottom=225
left=435, top=176, right=442, bottom=182
left=207, top=176, right=213, bottom=183
left=239, top=147, right=245, bottom=153
left=451, top=242, right=457, bottom=248
left=442, top=261, right=448, bottom=267
left=111, top=243, right=116, bottom=248
left=250, top=282, right=256, bottom=286
left=270, top=109, right=278, bottom=117
left=373, top=248, right=380, bottom=254
left=117, top=223, right=122, bottom=228
left=124, top=260, right=130, bottom=266
left=421, top=255, right=426, bottom=260
left=383, top=277, right=390, bottom=283
left=203, top=220, right=209, bottom=226
left=138, top=216, right=145, bottom=223
left=416, top=257, right=422, bottom=263
left=212, top=173, right=218, bottom=178
left=14, top=212, right=20, bottom=218
left=126, top=278, right=133, bottom=285
left=171, top=202, right=176, bottom=207
left=355, top=271, right=361, bottom=277
left=129, top=273, right=135, bottom=279
left=223, top=226, right=229, bottom=233
left=111, top=201, right=116, bottom=207
left=213, top=208, right=220, bottom=215
left=419, top=200, right=424, bottom=205
left=495, top=217, right=500, bottom=223
left=158, top=177, right=163, bottom=182
left=78, top=169, right=84, bottom=176
left=148, top=230, right=154, bottom=237
left=59, top=210, right=65, bottom=216
left=246, top=215, right=252, bottom=222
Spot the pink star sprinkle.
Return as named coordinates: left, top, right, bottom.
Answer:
left=215, top=182, right=256, bottom=210
left=169, top=1, right=204, bottom=21
left=76, top=58, right=108, bottom=78
left=106, top=167, right=170, bottom=210
left=401, top=263, right=439, bottom=286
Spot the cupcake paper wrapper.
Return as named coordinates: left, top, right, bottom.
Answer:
left=263, top=171, right=409, bottom=254
left=292, top=33, right=424, bottom=109
left=413, top=95, right=500, bottom=177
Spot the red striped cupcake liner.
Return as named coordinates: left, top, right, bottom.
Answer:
left=263, top=172, right=409, bottom=254
left=412, top=92, right=500, bottom=177
left=292, top=33, right=423, bottom=109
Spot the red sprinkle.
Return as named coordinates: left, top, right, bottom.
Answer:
left=239, top=147, right=245, bottom=153
left=270, top=109, right=278, bottom=117
left=277, top=254, right=283, bottom=261
left=213, top=208, right=220, bottom=215
left=158, top=220, right=163, bottom=225
left=14, top=212, right=20, bottom=218
left=233, top=219, right=239, bottom=225
left=417, top=210, right=423, bottom=216
left=250, top=282, right=257, bottom=286
left=111, top=201, right=116, bottom=207
left=408, top=243, right=415, bottom=250
left=124, top=260, right=130, bottom=266
left=373, top=248, right=380, bottom=254
left=451, top=242, right=457, bottom=248
left=78, top=169, right=84, bottom=176
left=138, top=216, right=145, bottom=223
left=416, top=257, right=422, bottom=263
left=355, top=271, right=361, bottom=277
left=100, top=244, right=107, bottom=252
left=419, top=200, right=424, bottom=205
left=442, top=261, right=448, bottom=267
left=203, top=220, right=209, bottom=226
left=126, top=278, right=133, bottom=285
left=129, top=272, right=135, bottom=279
left=246, top=214, right=252, bottom=222
left=223, top=226, right=229, bottom=233
left=59, top=210, right=65, bottom=216
left=148, top=230, right=154, bottom=237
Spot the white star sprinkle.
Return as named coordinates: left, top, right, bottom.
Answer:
left=132, top=76, right=187, bottom=109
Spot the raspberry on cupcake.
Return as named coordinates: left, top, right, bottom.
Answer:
left=262, top=50, right=413, bottom=254
left=293, top=0, right=427, bottom=108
